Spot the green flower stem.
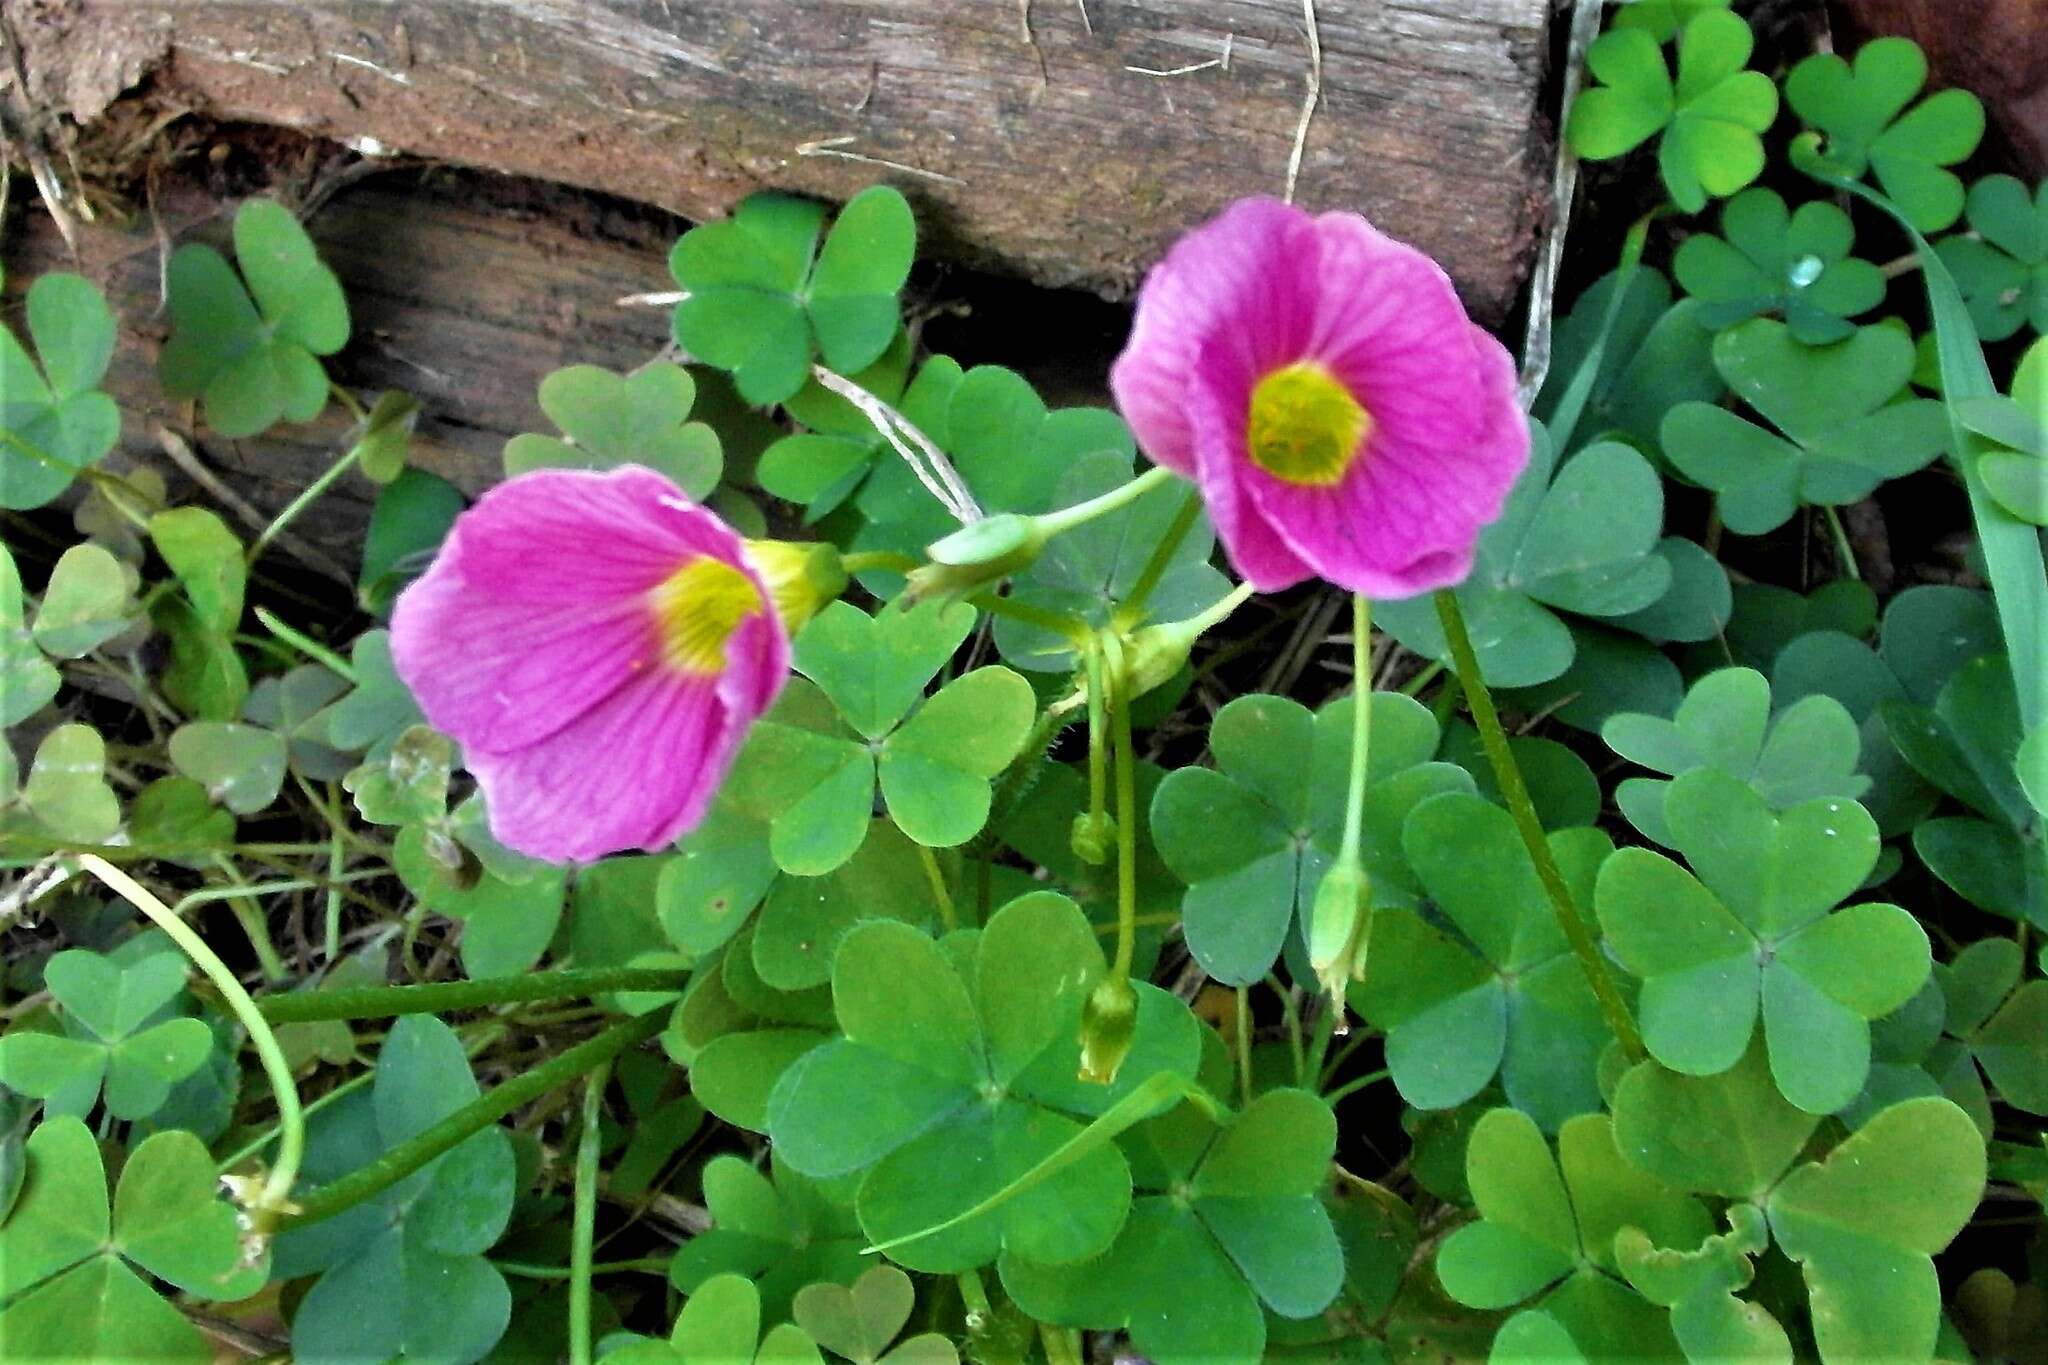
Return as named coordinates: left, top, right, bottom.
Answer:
left=1821, top=505, right=1861, bottom=580
left=285, top=1010, right=665, bottom=1230
left=969, top=591, right=1091, bottom=643
left=76, top=854, right=307, bottom=1212
left=1109, top=646, right=1141, bottom=983
left=253, top=606, right=358, bottom=682
left=917, top=843, right=959, bottom=931
left=1085, top=645, right=1111, bottom=838
left=569, top=1063, right=609, bottom=1365
left=206, top=854, right=290, bottom=982
left=1040, top=1324, right=1084, bottom=1365
left=494, top=1258, right=672, bottom=1280
left=1543, top=213, right=1655, bottom=454
left=1336, top=596, right=1374, bottom=865
left=1234, top=986, right=1253, bottom=1105
left=1398, top=660, right=1444, bottom=697
left=1432, top=590, right=1646, bottom=1063
left=256, top=966, right=690, bottom=1023
left=840, top=549, right=920, bottom=576
left=1323, top=1068, right=1391, bottom=1106
left=1116, top=487, right=1202, bottom=627
left=1035, top=466, right=1175, bottom=538
left=249, top=444, right=360, bottom=566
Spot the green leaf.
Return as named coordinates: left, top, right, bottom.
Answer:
left=1378, top=434, right=1669, bottom=689
left=0, top=273, right=120, bottom=509
left=169, top=721, right=287, bottom=815
left=879, top=666, right=1035, bottom=847
left=792, top=1264, right=928, bottom=1365
left=792, top=600, right=974, bottom=741
left=1610, top=1039, right=1819, bottom=1198
left=1767, top=1098, right=1985, bottom=1363
left=358, top=468, right=464, bottom=615
left=1936, top=176, right=2048, bottom=342
left=0, top=543, right=60, bottom=726
left=1787, top=37, right=1986, bottom=231
left=309, top=630, right=427, bottom=760
left=1610, top=0, right=1730, bottom=44
left=504, top=362, right=721, bottom=497
left=807, top=187, right=918, bottom=374
left=1674, top=189, right=1886, bottom=343
left=752, top=820, right=942, bottom=990
left=669, top=1153, right=866, bottom=1325
left=150, top=507, right=249, bottom=720
left=1662, top=320, right=1948, bottom=534
left=21, top=723, right=121, bottom=844
left=345, top=724, right=453, bottom=828
left=1532, top=268, right=1724, bottom=460
left=1568, top=12, right=1777, bottom=213
left=31, top=543, right=132, bottom=659
left=347, top=389, right=421, bottom=483
left=158, top=199, right=349, bottom=436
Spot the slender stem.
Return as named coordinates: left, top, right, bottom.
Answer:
left=285, top=1011, right=664, bottom=1229
left=217, top=1069, right=374, bottom=1176
left=841, top=549, right=920, bottom=575
left=1271, top=977, right=1305, bottom=1084
left=495, top=1258, right=672, bottom=1280
left=1117, top=488, right=1202, bottom=626
left=206, top=855, right=289, bottom=982
left=1324, top=1068, right=1391, bottom=1106
left=1433, top=591, right=1645, bottom=1062
left=1085, top=645, right=1110, bottom=836
left=1109, top=656, right=1140, bottom=982
left=1820, top=505, right=1861, bottom=581
left=254, top=607, right=357, bottom=681
left=1337, top=595, right=1374, bottom=864
left=917, top=843, right=959, bottom=932
left=256, top=966, right=690, bottom=1023
left=1039, top=1324, right=1085, bottom=1365
left=1399, top=660, right=1444, bottom=697
left=969, top=591, right=1090, bottom=643
left=1233, top=986, right=1253, bottom=1105
left=76, top=855, right=306, bottom=1210
left=1036, top=466, right=1174, bottom=537
left=249, top=447, right=359, bottom=566
left=569, top=1064, right=609, bottom=1365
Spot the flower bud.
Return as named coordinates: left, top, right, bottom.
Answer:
left=906, top=514, right=1046, bottom=603
left=1118, top=618, right=1201, bottom=703
left=743, top=539, right=849, bottom=634
left=1070, top=810, right=1116, bottom=866
left=1308, top=858, right=1373, bottom=1001
left=1078, top=975, right=1139, bottom=1085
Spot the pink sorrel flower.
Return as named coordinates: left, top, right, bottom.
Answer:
left=391, top=466, right=793, bottom=864
left=1110, top=197, right=1529, bottom=598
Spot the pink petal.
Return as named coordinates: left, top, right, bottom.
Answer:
left=469, top=610, right=786, bottom=863
left=392, top=465, right=768, bottom=753
left=1110, top=198, right=1319, bottom=478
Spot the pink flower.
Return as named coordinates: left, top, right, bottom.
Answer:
left=1110, top=197, right=1529, bottom=598
left=391, top=466, right=789, bottom=863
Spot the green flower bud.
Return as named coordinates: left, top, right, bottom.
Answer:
left=744, top=539, right=849, bottom=634
left=1119, top=618, right=1201, bottom=703
left=1078, top=975, right=1139, bottom=1085
left=1308, top=858, right=1373, bottom=1001
left=1070, top=810, right=1116, bottom=865
left=906, top=513, right=1047, bottom=603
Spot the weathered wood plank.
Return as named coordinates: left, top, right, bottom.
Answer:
left=10, top=0, right=1553, bottom=321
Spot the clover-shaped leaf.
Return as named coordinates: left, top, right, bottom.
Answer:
left=0, top=273, right=119, bottom=510
left=749, top=819, right=943, bottom=990
left=0, top=543, right=59, bottom=727
left=1767, top=630, right=1940, bottom=838
left=304, top=629, right=428, bottom=761
left=1891, top=939, right=2048, bottom=1124
left=1595, top=769, right=1930, bottom=1112
left=1353, top=792, right=1611, bottom=1129
left=504, top=362, right=722, bottom=497
left=273, top=1014, right=515, bottom=1365
left=1000, top=1090, right=1342, bottom=1365
left=0, top=947, right=213, bottom=1120
left=1435, top=1109, right=1705, bottom=1359
left=670, top=926, right=836, bottom=1132
left=757, top=337, right=921, bottom=518
left=1602, top=666, right=1868, bottom=845
left=605, top=1273, right=823, bottom=1365
left=1662, top=320, right=1950, bottom=535
left=14, top=723, right=122, bottom=845
left=1610, top=1040, right=1819, bottom=1200
left=393, top=824, right=566, bottom=979
left=1878, top=584, right=2001, bottom=705
left=168, top=721, right=288, bottom=816
left=794, top=1264, right=958, bottom=1365
left=32, top=543, right=134, bottom=659
left=1955, top=335, right=2048, bottom=525
left=1766, top=1098, right=1985, bottom=1364
left=1885, top=654, right=2046, bottom=928
left=746, top=608, right=1032, bottom=870
left=993, top=449, right=1225, bottom=672
left=1568, top=11, right=1778, bottom=214
left=345, top=723, right=453, bottom=829
left=1610, top=0, right=1730, bottom=43
left=671, top=187, right=914, bottom=405
left=1937, top=176, right=2048, bottom=341
left=0, top=1118, right=265, bottom=1363
left=159, top=198, right=351, bottom=437
left=1787, top=37, right=1985, bottom=232
left=1378, top=434, right=1670, bottom=688
left=669, top=1153, right=866, bottom=1326
left=1150, top=692, right=1473, bottom=985
left=151, top=506, right=251, bottom=721
left=1533, top=268, right=1723, bottom=460
left=767, top=892, right=1201, bottom=1273
left=359, top=468, right=465, bottom=616
left=1674, top=190, right=1886, bottom=343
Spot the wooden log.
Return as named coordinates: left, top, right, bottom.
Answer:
left=6, top=0, right=1553, bottom=322
left=1831, top=0, right=2048, bottom=177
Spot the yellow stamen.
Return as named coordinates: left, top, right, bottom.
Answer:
left=1245, top=362, right=1371, bottom=487
left=650, top=556, right=761, bottom=675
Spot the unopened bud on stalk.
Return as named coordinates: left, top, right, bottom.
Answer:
left=744, top=539, right=850, bottom=633
left=905, top=514, right=1046, bottom=603
left=1078, top=975, right=1139, bottom=1085
left=1308, top=857, right=1373, bottom=1002
left=1070, top=810, right=1116, bottom=866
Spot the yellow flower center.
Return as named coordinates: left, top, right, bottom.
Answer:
left=1245, top=362, right=1371, bottom=487
left=650, top=556, right=762, bottom=675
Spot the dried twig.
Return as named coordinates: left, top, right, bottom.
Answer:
left=1516, top=0, right=1605, bottom=408
left=795, top=135, right=965, bottom=187
left=810, top=365, right=982, bottom=524
left=0, top=3, right=82, bottom=254
left=155, top=426, right=357, bottom=587
left=1282, top=0, right=1323, bottom=204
